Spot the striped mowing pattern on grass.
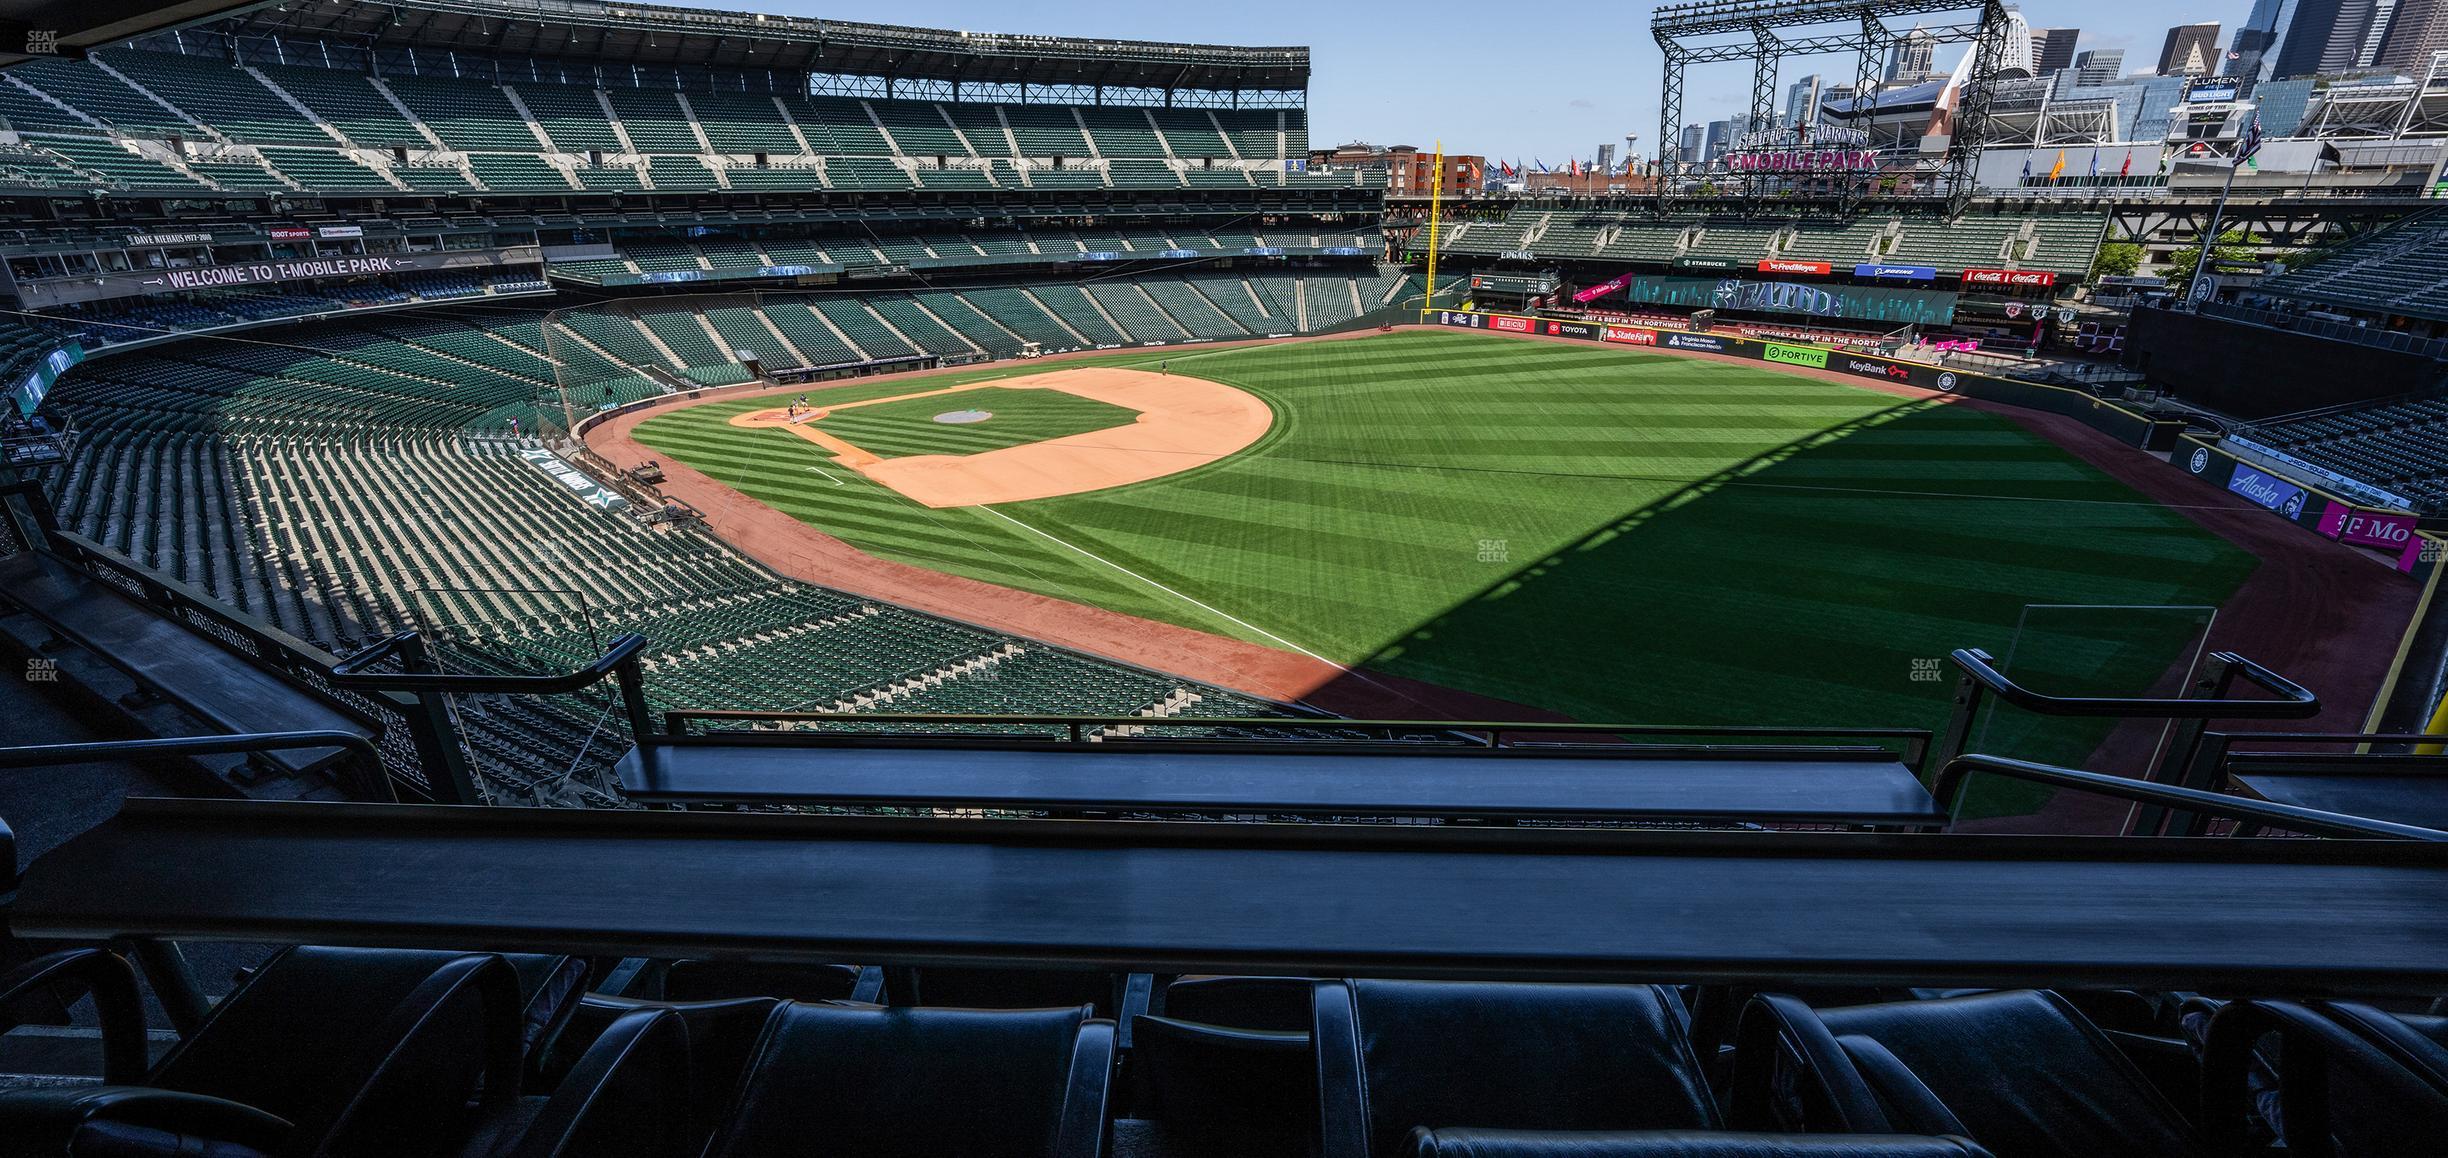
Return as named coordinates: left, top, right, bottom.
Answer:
left=634, top=332, right=2257, bottom=765
left=814, top=387, right=1142, bottom=459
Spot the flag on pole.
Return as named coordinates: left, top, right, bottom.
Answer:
left=2319, top=141, right=2345, bottom=171
left=2087, top=148, right=2099, bottom=178
left=2120, top=151, right=2133, bottom=177
left=2047, top=150, right=2066, bottom=182
left=2236, top=113, right=2264, bottom=167
left=2021, top=154, right=2032, bottom=183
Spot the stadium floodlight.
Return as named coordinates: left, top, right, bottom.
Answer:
left=1651, top=0, right=2013, bottom=212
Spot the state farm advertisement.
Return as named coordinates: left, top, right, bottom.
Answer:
left=1601, top=325, right=1657, bottom=346
left=1961, top=268, right=2057, bottom=288
left=1759, top=259, right=1832, bottom=276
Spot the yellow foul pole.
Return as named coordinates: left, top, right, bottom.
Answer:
left=1421, top=141, right=1444, bottom=321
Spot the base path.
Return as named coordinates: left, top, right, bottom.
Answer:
left=730, top=367, right=1272, bottom=508
left=589, top=326, right=2416, bottom=733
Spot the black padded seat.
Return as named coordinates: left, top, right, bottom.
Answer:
left=1127, top=1014, right=1315, bottom=1155
left=1734, top=990, right=2201, bottom=1158
left=1159, top=975, right=1314, bottom=1031
left=703, top=1001, right=1115, bottom=1158
left=1315, top=981, right=1716, bottom=1158
left=497, top=1007, right=698, bottom=1158
left=2204, top=999, right=2448, bottom=1157
left=660, top=960, right=882, bottom=1004
left=147, top=946, right=526, bottom=1157
left=538, top=995, right=781, bottom=1146
left=1408, top=1131, right=1994, bottom=1157
left=888, top=966, right=1121, bottom=1014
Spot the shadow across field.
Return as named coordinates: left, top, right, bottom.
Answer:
left=1299, top=393, right=2253, bottom=784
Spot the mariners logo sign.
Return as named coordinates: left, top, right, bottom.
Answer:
left=2188, top=448, right=2211, bottom=474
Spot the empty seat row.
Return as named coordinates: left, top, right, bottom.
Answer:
left=11, top=946, right=2442, bottom=1157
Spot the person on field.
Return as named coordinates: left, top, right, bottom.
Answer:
left=1161, top=360, right=1169, bottom=375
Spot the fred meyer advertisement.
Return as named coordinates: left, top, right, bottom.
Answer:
left=1763, top=342, right=1830, bottom=369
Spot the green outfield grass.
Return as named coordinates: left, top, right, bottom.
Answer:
left=815, top=386, right=1142, bottom=459
left=634, top=330, right=2258, bottom=799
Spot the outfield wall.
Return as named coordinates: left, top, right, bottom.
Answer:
left=1427, top=308, right=2448, bottom=590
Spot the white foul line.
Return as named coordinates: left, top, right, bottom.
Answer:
left=803, top=466, right=846, bottom=487
left=969, top=505, right=1345, bottom=672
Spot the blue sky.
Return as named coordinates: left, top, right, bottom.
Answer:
left=757, top=0, right=2246, bottom=163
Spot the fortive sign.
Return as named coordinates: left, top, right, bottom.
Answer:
left=1759, top=259, right=1832, bottom=276
left=1601, top=325, right=1658, bottom=345
left=1763, top=342, right=1830, bottom=369
left=1961, top=268, right=2056, bottom=288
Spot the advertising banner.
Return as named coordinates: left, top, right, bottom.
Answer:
left=125, top=231, right=213, bottom=247
left=268, top=226, right=311, bottom=241
left=1840, top=355, right=1917, bottom=385
left=2318, top=502, right=2420, bottom=551
left=1674, top=257, right=1742, bottom=271
left=1855, top=263, right=1937, bottom=282
left=1961, top=268, right=2056, bottom=288
left=1663, top=332, right=1730, bottom=353
left=317, top=225, right=364, bottom=240
left=2227, top=463, right=2310, bottom=519
left=1572, top=271, right=1637, bottom=304
left=1488, top=314, right=1537, bottom=333
left=8, top=343, right=81, bottom=417
left=1763, top=342, right=1830, bottom=369
left=1542, top=320, right=1599, bottom=339
left=1601, top=325, right=1657, bottom=346
left=1615, top=275, right=1957, bottom=326
left=13, top=246, right=548, bottom=308
left=517, top=448, right=629, bottom=512
left=1759, top=259, right=1832, bottom=276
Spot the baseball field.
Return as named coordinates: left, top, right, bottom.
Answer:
left=625, top=328, right=2264, bottom=766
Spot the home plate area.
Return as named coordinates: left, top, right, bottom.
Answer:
left=727, top=367, right=1273, bottom=507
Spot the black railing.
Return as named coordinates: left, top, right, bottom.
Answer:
left=0, top=730, right=390, bottom=802
left=662, top=708, right=1933, bottom=769
left=1932, top=753, right=2448, bottom=842
left=1937, top=646, right=2324, bottom=836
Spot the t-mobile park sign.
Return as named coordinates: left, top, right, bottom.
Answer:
left=15, top=245, right=545, bottom=308
left=1721, top=126, right=1880, bottom=173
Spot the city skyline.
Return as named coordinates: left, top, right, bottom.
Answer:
left=740, top=1, right=2257, bottom=163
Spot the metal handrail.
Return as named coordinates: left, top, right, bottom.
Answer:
left=662, top=709, right=1932, bottom=765
left=331, top=631, right=648, bottom=694
left=1949, top=647, right=2321, bottom=720
left=0, top=731, right=392, bottom=802
left=1932, top=754, right=2448, bottom=841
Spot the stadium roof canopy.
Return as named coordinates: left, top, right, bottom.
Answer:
left=0, top=0, right=276, bottom=67
left=201, top=0, right=1310, bottom=92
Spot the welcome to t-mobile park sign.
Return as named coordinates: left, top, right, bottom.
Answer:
left=14, top=246, right=545, bottom=308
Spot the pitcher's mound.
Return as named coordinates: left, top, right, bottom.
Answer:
left=732, top=366, right=1272, bottom=507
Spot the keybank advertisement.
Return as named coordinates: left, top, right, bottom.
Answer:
left=2227, top=463, right=2309, bottom=519
left=1763, top=342, right=1829, bottom=369
left=1614, top=275, right=1957, bottom=325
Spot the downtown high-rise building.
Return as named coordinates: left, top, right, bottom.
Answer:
left=1887, top=27, right=1938, bottom=81
left=2072, top=48, right=2127, bottom=86
left=2031, top=28, right=2081, bottom=75
left=2377, top=0, right=2448, bottom=69
left=1784, top=75, right=1824, bottom=133
left=2159, top=23, right=2224, bottom=74
left=2269, top=0, right=2394, bottom=78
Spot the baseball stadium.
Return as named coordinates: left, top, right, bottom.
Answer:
left=2, top=0, right=2448, bottom=1153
